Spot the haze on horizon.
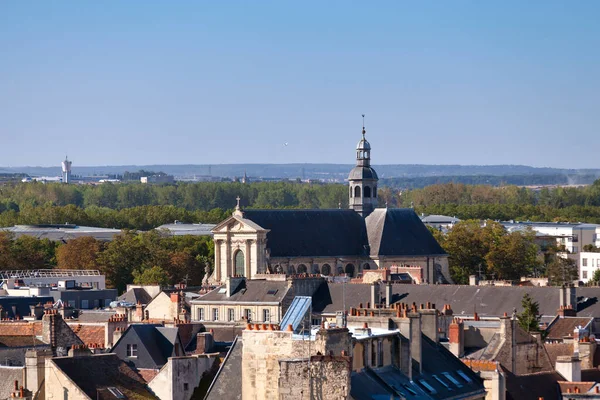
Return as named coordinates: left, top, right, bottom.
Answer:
left=0, top=2, right=598, bottom=169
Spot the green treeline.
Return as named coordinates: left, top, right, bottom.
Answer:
left=1, top=180, right=600, bottom=229
left=0, top=231, right=213, bottom=293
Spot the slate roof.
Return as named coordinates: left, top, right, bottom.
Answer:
left=205, top=336, right=242, bottom=400
left=366, top=209, right=447, bottom=256
left=545, top=317, right=593, bottom=341
left=504, top=370, right=563, bottom=400
left=75, top=310, right=116, bottom=323
left=51, top=354, right=158, bottom=399
left=0, top=296, right=54, bottom=319
left=0, top=367, right=24, bottom=400
left=351, top=336, right=485, bottom=400
left=348, top=166, right=378, bottom=180
left=197, top=280, right=290, bottom=303
left=242, top=209, right=369, bottom=257
left=319, top=283, right=600, bottom=318
left=115, top=324, right=182, bottom=368
left=118, top=288, right=153, bottom=305
left=544, top=343, right=573, bottom=366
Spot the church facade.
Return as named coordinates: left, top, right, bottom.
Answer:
left=210, top=125, right=450, bottom=284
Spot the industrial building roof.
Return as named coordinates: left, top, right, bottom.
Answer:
left=155, top=222, right=216, bottom=236
left=2, top=224, right=122, bottom=241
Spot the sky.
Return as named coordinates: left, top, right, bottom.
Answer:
left=0, top=1, right=598, bottom=168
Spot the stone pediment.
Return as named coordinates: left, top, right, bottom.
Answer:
left=212, top=215, right=268, bottom=234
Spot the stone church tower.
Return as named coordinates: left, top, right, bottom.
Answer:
left=348, top=123, right=378, bottom=217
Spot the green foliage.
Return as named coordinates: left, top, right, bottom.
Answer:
left=132, top=265, right=169, bottom=286
left=441, top=220, right=540, bottom=283
left=547, top=257, right=579, bottom=286
left=589, top=269, right=600, bottom=285
left=0, top=231, right=58, bottom=270
left=517, top=293, right=541, bottom=332
left=583, top=244, right=600, bottom=253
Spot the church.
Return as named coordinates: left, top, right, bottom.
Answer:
left=210, top=124, right=450, bottom=284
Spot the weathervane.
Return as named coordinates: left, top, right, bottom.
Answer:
left=362, top=114, right=366, bottom=136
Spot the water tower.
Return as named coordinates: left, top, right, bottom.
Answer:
left=61, top=156, right=72, bottom=184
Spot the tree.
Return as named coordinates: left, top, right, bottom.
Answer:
left=56, top=237, right=102, bottom=270
left=589, top=269, right=600, bottom=285
left=98, top=230, right=150, bottom=293
left=485, top=230, right=540, bottom=280
left=547, top=257, right=578, bottom=286
left=132, top=265, right=169, bottom=286
left=517, top=293, right=541, bottom=332
left=583, top=244, right=600, bottom=253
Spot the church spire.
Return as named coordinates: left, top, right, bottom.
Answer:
left=348, top=115, right=378, bottom=217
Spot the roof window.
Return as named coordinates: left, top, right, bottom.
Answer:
left=433, top=375, right=452, bottom=390
left=457, top=370, right=473, bottom=383
left=107, top=387, right=125, bottom=399
left=267, top=289, right=278, bottom=295
left=418, top=379, right=437, bottom=394
left=442, top=372, right=463, bottom=388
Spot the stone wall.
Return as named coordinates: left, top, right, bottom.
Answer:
left=278, top=355, right=351, bottom=400
left=148, top=355, right=217, bottom=400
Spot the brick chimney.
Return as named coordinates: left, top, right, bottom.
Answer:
left=195, top=331, right=215, bottom=354
left=42, top=310, right=61, bottom=349
left=68, top=344, right=91, bottom=358
left=449, top=318, right=464, bottom=357
left=578, top=335, right=597, bottom=369
left=559, top=285, right=577, bottom=311
left=106, top=314, right=128, bottom=347
left=557, top=305, right=577, bottom=317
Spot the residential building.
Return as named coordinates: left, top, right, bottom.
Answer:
left=579, top=251, right=600, bottom=282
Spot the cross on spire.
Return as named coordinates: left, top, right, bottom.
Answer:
left=236, top=196, right=241, bottom=210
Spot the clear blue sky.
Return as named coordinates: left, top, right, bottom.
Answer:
left=1, top=1, right=598, bottom=168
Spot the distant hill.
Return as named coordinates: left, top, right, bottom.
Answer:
left=3, top=163, right=600, bottom=182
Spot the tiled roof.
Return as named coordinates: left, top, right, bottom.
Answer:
left=558, top=381, right=596, bottom=394
left=545, top=317, right=593, bottom=341
left=544, top=343, right=574, bottom=366
left=0, top=336, right=45, bottom=347
left=0, top=322, right=42, bottom=336
left=51, top=354, right=157, bottom=399
left=69, top=324, right=106, bottom=348
left=137, top=368, right=160, bottom=383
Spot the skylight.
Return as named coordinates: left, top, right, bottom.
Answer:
left=442, top=372, right=463, bottom=388
left=107, top=387, right=125, bottom=399
left=402, top=384, right=417, bottom=395
left=418, top=379, right=437, bottom=394
left=433, top=375, right=452, bottom=390
left=218, top=288, right=227, bottom=294
left=267, top=289, right=278, bottom=295
left=457, top=370, right=473, bottom=383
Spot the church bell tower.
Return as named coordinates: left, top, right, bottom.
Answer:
left=348, top=118, right=378, bottom=217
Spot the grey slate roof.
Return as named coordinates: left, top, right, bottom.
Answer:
left=319, top=283, right=600, bottom=318
left=0, top=296, right=55, bottom=319
left=348, top=166, right=378, bottom=180
left=240, top=208, right=442, bottom=259
left=116, top=324, right=181, bottom=368
left=118, top=288, right=153, bottom=305
left=205, top=336, right=242, bottom=400
left=243, top=209, right=369, bottom=257
left=366, top=209, right=447, bottom=256
left=196, top=280, right=290, bottom=303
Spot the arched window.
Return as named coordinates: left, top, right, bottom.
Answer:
left=297, top=264, right=307, bottom=274
left=354, top=186, right=361, bottom=198
left=349, top=186, right=353, bottom=198
left=345, top=263, right=355, bottom=278
left=321, top=264, right=331, bottom=275
left=363, top=263, right=371, bottom=271
left=364, top=150, right=369, bottom=159
left=234, top=250, right=245, bottom=276
left=364, top=186, right=371, bottom=198
left=373, top=186, right=377, bottom=198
